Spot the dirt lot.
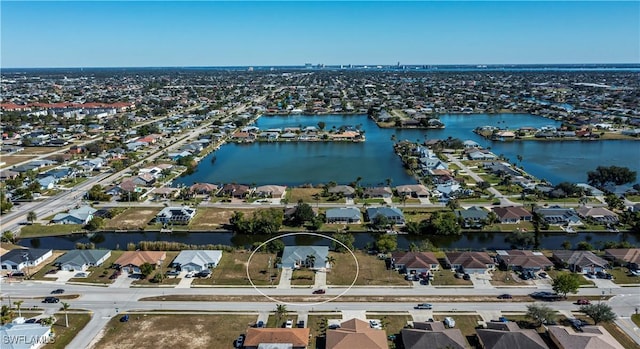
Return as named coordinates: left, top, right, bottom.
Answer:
left=0, top=155, right=37, bottom=168
left=189, top=207, right=257, bottom=229
left=94, top=314, right=257, bottom=349
left=193, top=250, right=277, bottom=286
left=326, top=251, right=410, bottom=286
left=104, top=207, right=160, bottom=230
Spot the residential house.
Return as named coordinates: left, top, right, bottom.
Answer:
left=51, top=206, right=96, bottom=225
left=37, top=175, right=57, bottom=190
left=280, top=246, right=330, bottom=269
left=113, top=251, right=166, bottom=274
left=467, top=149, right=497, bottom=161
left=548, top=325, right=624, bottom=349
left=150, top=187, right=179, bottom=200
left=325, top=207, right=362, bottom=224
left=131, top=173, right=156, bottom=187
left=254, top=185, right=287, bottom=199
left=395, top=184, right=430, bottom=198
left=435, top=181, right=462, bottom=198
left=55, top=250, right=111, bottom=271
left=363, top=187, right=393, bottom=199
left=365, top=207, right=405, bottom=225
left=576, top=206, right=619, bottom=225
left=155, top=206, right=196, bottom=224
left=445, top=251, right=495, bottom=274
left=189, top=183, right=219, bottom=195
left=495, top=250, right=553, bottom=271
left=402, top=321, right=469, bottom=349
left=551, top=250, right=609, bottom=273
left=220, top=183, right=251, bottom=198
left=455, top=206, right=490, bottom=228
left=604, top=248, right=640, bottom=270
left=483, top=162, right=520, bottom=177
left=172, top=250, right=223, bottom=272
left=535, top=206, right=582, bottom=226
left=492, top=206, right=532, bottom=224
left=328, top=185, right=356, bottom=198
left=0, top=321, right=52, bottom=349
left=326, top=318, right=388, bottom=349
left=391, top=252, right=439, bottom=274
left=243, top=328, right=310, bottom=349
left=0, top=170, right=19, bottom=181
left=476, top=322, right=549, bottom=349
left=1, top=248, right=53, bottom=272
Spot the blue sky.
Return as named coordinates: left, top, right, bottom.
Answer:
left=1, top=1, right=639, bottom=68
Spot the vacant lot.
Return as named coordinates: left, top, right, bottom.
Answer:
left=94, top=314, right=256, bottom=349
left=192, top=250, right=276, bottom=286
left=189, top=207, right=257, bottom=230
left=19, top=224, right=84, bottom=238
left=0, top=155, right=37, bottom=168
left=288, top=188, right=333, bottom=203
left=104, top=207, right=160, bottom=230
left=326, top=251, right=410, bottom=286
left=46, top=312, right=92, bottom=349
left=490, top=270, right=531, bottom=286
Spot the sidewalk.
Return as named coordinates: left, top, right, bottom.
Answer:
left=277, top=268, right=292, bottom=289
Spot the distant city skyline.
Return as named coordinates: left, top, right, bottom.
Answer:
left=1, top=1, right=639, bottom=68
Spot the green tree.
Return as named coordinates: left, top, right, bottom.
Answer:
left=1, top=305, right=14, bottom=325
left=421, top=211, right=461, bottom=235
left=317, top=121, right=326, bottom=131
left=561, top=240, right=572, bottom=250
left=0, top=192, right=13, bottom=214
left=306, top=254, right=316, bottom=268
left=552, top=273, right=581, bottom=298
left=140, top=262, right=154, bottom=279
left=580, top=303, right=617, bottom=324
left=325, top=255, right=336, bottom=268
left=506, top=230, right=536, bottom=249
left=26, top=211, right=37, bottom=224
left=290, top=200, right=315, bottom=226
left=370, top=214, right=391, bottom=230
left=375, top=234, right=398, bottom=253
left=587, top=165, right=637, bottom=188
left=525, top=304, right=556, bottom=327
left=332, top=232, right=355, bottom=252
left=604, top=194, right=624, bottom=210
left=61, top=302, right=70, bottom=327
left=13, top=300, right=23, bottom=318
left=85, top=217, right=104, bottom=231
left=576, top=241, right=594, bottom=251
left=275, top=304, right=288, bottom=325
left=1, top=231, right=15, bottom=243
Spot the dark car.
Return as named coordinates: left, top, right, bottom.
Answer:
left=312, top=289, right=326, bottom=294
left=414, top=303, right=433, bottom=310
left=255, top=320, right=265, bottom=328
left=576, top=299, right=591, bottom=305
left=24, top=318, right=38, bottom=323
left=166, top=270, right=180, bottom=277
left=43, top=297, right=59, bottom=303
left=51, top=289, right=65, bottom=294
left=462, top=273, right=471, bottom=280
left=10, top=272, right=25, bottom=277
left=497, top=294, right=513, bottom=299
left=120, top=315, right=129, bottom=322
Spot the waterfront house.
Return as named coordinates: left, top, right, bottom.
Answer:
left=114, top=251, right=166, bottom=274
left=365, top=207, right=405, bottom=225
left=254, top=185, right=287, bottom=199
left=402, top=322, right=469, bottom=349
left=220, top=183, right=251, bottom=198
left=495, top=250, right=553, bottom=271
left=395, top=184, right=430, bottom=198
left=455, top=206, right=490, bottom=228
left=603, top=248, right=640, bottom=270
left=172, top=250, right=222, bottom=272
left=547, top=325, right=624, bottom=349
left=363, top=187, right=393, bottom=199
left=1, top=248, right=53, bottom=272
left=243, top=328, right=310, bottom=349
left=55, top=249, right=112, bottom=271
left=328, top=185, right=356, bottom=198
left=326, top=318, right=389, bottom=349
left=189, top=183, right=220, bottom=195
left=150, top=187, right=179, bottom=200
left=0, top=321, right=52, bottom=349
left=483, top=162, right=520, bottom=177
left=51, top=206, right=97, bottom=225
left=325, top=207, right=362, bottom=224
left=445, top=251, right=494, bottom=274
left=492, top=206, right=532, bottom=224
left=391, top=251, right=439, bottom=274
left=131, top=173, right=156, bottom=187
left=551, top=250, right=609, bottom=273
left=576, top=206, right=619, bottom=225
left=155, top=206, right=196, bottom=224
left=476, top=322, right=548, bottom=349
left=280, top=246, right=330, bottom=269
left=534, top=206, right=582, bottom=226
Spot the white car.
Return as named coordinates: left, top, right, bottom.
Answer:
left=369, top=320, right=382, bottom=329
left=185, top=271, right=195, bottom=278
left=285, top=319, right=293, bottom=328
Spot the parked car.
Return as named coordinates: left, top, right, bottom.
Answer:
left=497, top=294, right=512, bottom=299
left=120, top=315, right=129, bottom=322
left=414, top=303, right=433, bottom=310
left=51, top=289, right=65, bottom=294
left=234, top=334, right=245, bottom=348
left=576, top=299, right=591, bottom=305
left=369, top=320, right=382, bottom=329
left=443, top=317, right=456, bottom=328
left=328, top=324, right=341, bottom=330
left=297, top=320, right=305, bottom=328
left=538, top=272, right=548, bottom=278
left=285, top=319, right=293, bottom=328
left=462, top=274, right=471, bottom=281
left=312, top=289, right=326, bottom=294
left=255, top=321, right=265, bottom=328
left=45, top=269, right=58, bottom=275
left=185, top=271, right=195, bottom=278
left=10, top=272, right=25, bottom=277
left=43, top=297, right=59, bottom=303
left=166, top=270, right=180, bottom=277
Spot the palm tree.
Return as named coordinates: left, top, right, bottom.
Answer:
left=325, top=255, right=336, bottom=269
left=0, top=305, right=14, bottom=325
left=306, top=254, right=316, bottom=268
left=13, top=300, right=23, bottom=318
left=27, top=211, right=37, bottom=224
left=275, top=304, right=288, bottom=325
left=61, top=302, right=70, bottom=327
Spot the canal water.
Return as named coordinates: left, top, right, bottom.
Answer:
left=175, top=113, right=640, bottom=187
left=18, top=231, right=638, bottom=251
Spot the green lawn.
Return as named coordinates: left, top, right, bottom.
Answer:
left=431, top=270, right=473, bottom=286
left=632, top=314, right=640, bottom=327
left=432, top=314, right=481, bottom=342
left=307, top=313, right=343, bottom=349
left=490, top=269, right=530, bottom=286
left=192, top=250, right=276, bottom=286
left=326, top=251, right=410, bottom=286
left=132, top=251, right=181, bottom=286
left=291, top=269, right=315, bottom=286
left=609, top=267, right=640, bottom=284
left=267, top=314, right=298, bottom=329
left=45, top=312, right=92, bottom=349
left=19, top=224, right=84, bottom=238
left=546, top=269, right=594, bottom=286
left=68, top=251, right=124, bottom=284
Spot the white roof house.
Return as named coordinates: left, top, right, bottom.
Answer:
left=51, top=206, right=96, bottom=225
left=280, top=246, right=330, bottom=270
left=172, top=250, right=223, bottom=272
left=0, top=321, right=52, bottom=349
left=55, top=250, right=112, bottom=271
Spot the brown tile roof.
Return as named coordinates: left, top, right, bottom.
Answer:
left=477, top=322, right=548, bottom=349
left=497, top=250, right=553, bottom=269
left=244, top=328, right=310, bottom=347
left=604, top=248, right=640, bottom=264
left=114, top=251, right=166, bottom=268
left=446, top=251, right=493, bottom=269
left=402, top=322, right=469, bottom=349
left=492, top=206, right=532, bottom=221
left=326, top=319, right=388, bottom=349
left=548, top=325, right=624, bottom=349
left=391, top=252, right=439, bottom=269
